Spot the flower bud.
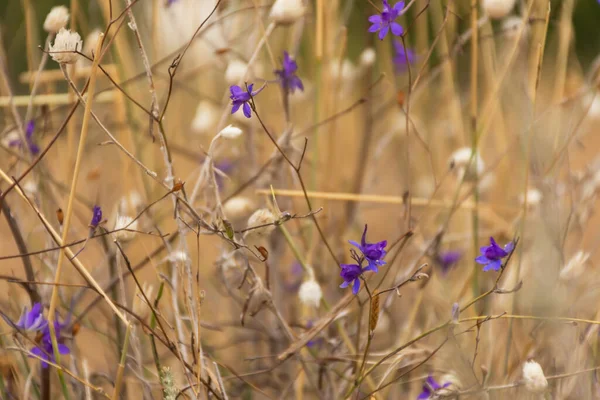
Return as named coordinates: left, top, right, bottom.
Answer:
left=269, top=0, right=305, bottom=24
left=43, top=6, right=70, bottom=33
left=49, top=28, right=82, bottom=64
left=448, top=147, right=485, bottom=181
left=522, top=360, right=548, bottom=393
left=218, top=124, right=243, bottom=139
left=298, top=279, right=322, bottom=308
left=223, top=197, right=254, bottom=220
left=483, top=0, right=516, bottom=19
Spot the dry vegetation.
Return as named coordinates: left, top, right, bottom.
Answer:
left=1, top=0, right=600, bottom=398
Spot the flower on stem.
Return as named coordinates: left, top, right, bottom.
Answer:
left=49, top=28, right=82, bottom=64
left=229, top=84, right=263, bottom=118
left=475, top=237, right=514, bottom=272
left=437, top=250, right=462, bottom=274
left=14, top=303, right=48, bottom=332
left=32, top=312, right=71, bottom=368
left=90, top=205, right=102, bottom=229
left=392, top=40, right=416, bottom=73
left=8, top=120, right=39, bottom=155
left=275, top=52, right=304, bottom=94
left=368, top=1, right=406, bottom=40
left=349, top=225, right=387, bottom=272
left=340, top=263, right=364, bottom=295
left=417, top=375, right=451, bottom=399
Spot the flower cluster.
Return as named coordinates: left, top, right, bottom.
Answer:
left=340, top=225, right=387, bottom=295
left=7, top=303, right=71, bottom=368
left=275, top=51, right=304, bottom=94
left=476, top=236, right=514, bottom=272
left=90, top=205, right=102, bottom=229
left=8, top=120, right=39, bottom=155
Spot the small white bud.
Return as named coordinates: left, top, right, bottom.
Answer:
left=298, top=279, right=322, bottom=308
left=359, top=48, right=377, bottom=68
left=191, top=101, right=219, bottom=135
left=522, top=360, right=548, bottom=393
left=269, top=0, right=305, bottom=24
left=225, top=59, right=249, bottom=85
left=113, top=215, right=138, bottom=241
left=448, top=147, right=485, bottom=181
left=244, top=208, right=277, bottom=238
left=483, top=0, right=516, bottom=19
left=329, top=59, right=357, bottom=82
left=82, top=29, right=103, bottom=58
left=218, top=124, right=243, bottom=139
left=49, top=28, right=82, bottom=64
left=167, top=250, right=190, bottom=264
left=43, top=6, right=70, bottom=33
left=223, top=197, right=254, bottom=220
left=559, top=251, right=590, bottom=281
left=519, top=188, right=543, bottom=207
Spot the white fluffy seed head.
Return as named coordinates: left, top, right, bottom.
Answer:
left=519, top=188, right=543, bottom=207
left=448, top=147, right=485, bottom=181
left=49, top=28, right=82, bottom=64
left=225, top=59, right=248, bottom=85
left=245, top=209, right=277, bottom=238
left=191, top=101, right=219, bottom=134
left=269, top=0, right=305, bottom=24
left=168, top=250, right=190, bottom=264
left=298, top=279, right=322, bottom=308
left=223, top=197, right=254, bottom=220
left=113, top=215, right=138, bottom=241
left=483, top=0, right=516, bottom=19
left=522, top=360, right=548, bottom=393
left=82, top=29, right=103, bottom=58
left=559, top=251, right=590, bottom=281
left=218, top=124, right=243, bottom=139
left=44, top=6, right=70, bottom=33
left=359, top=48, right=377, bottom=68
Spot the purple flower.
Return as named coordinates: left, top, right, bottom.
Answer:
left=31, top=313, right=71, bottom=368
left=417, top=375, right=451, bottom=399
left=8, top=120, right=39, bottom=155
left=349, top=225, right=387, bottom=272
left=340, top=263, right=363, bottom=295
left=475, top=237, right=514, bottom=272
left=15, top=303, right=48, bottom=332
left=275, top=51, right=304, bottom=94
left=368, top=1, right=405, bottom=40
left=437, top=250, right=461, bottom=274
left=392, top=40, right=416, bottom=72
left=90, top=205, right=102, bottom=228
left=229, top=84, right=263, bottom=118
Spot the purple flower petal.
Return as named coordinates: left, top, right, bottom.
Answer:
left=475, top=255, right=490, bottom=265
left=352, top=278, right=360, bottom=295
left=368, top=14, right=382, bottom=24
left=231, top=102, right=241, bottom=114
left=391, top=22, right=403, bottom=36
left=242, top=102, right=252, bottom=118
left=393, top=1, right=405, bottom=12
left=378, top=25, right=389, bottom=40
left=482, top=259, right=502, bottom=272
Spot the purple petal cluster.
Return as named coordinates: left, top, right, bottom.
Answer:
left=275, top=52, right=304, bottom=94
left=475, top=237, right=514, bottom=272
left=339, top=225, right=388, bottom=295
left=368, top=1, right=406, bottom=40
left=230, top=84, right=263, bottom=118
left=5, top=303, right=71, bottom=368
left=417, top=375, right=451, bottom=399
left=437, top=250, right=462, bottom=275
left=392, top=40, right=416, bottom=72
left=90, top=205, right=102, bottom=228
left=8, top=120, right=39, bottom=155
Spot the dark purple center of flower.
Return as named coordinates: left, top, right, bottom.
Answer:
left=340, top=264, right=362, bottom=282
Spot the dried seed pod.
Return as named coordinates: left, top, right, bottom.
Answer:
left=369, top=291, right=380, bottom=332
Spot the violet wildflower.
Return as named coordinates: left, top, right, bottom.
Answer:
left=340, top=263, right=363, bottom=295
left=475, top=236, right=514, bottom=272
left=31, top=313, right=71, bottom=368
left=392, top=40, right=416, bottom=73
left=14, top=303, right=47, bottom=332
left=417, top=375, right=451, bottom=399
left=275, top=51, right=304, bottom=94
left=8, top=120, right=39, bottom=155
left=368, top=1, right=406, bottom=40
left=229, top=84, right=263, bottom=119
left=349, top=225, right=387, bottom=272
left=437, top=250, right=462, bottom=274
left=90, top=205, right=102, bottom=229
